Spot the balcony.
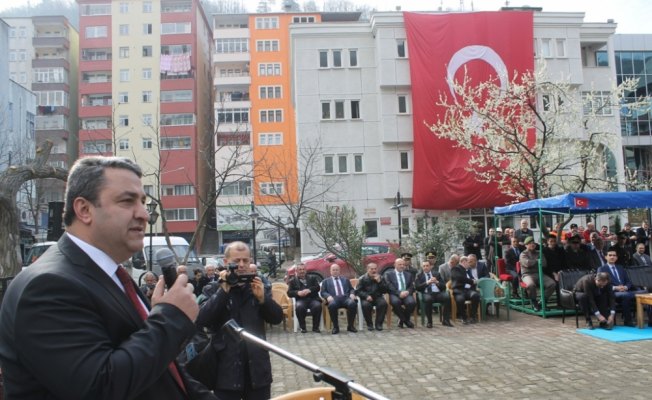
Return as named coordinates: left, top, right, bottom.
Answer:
left=32, top=58, right=70, bottom=70
left=213, top=51, right=250, bottom=63
left=214, top=72, right=250, bottom=86
left=36, top=115, right=67, bottom=131
left=33, top=36, right=69, bottom=49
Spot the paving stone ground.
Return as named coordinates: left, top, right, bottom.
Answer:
left=265, top=310, right=652, bottom=399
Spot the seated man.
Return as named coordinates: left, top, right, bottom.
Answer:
left=450, top=256, right=480, bottom=324
left=574, top=272, right=615, bottom=329
left=355, top=262, right=389, bottom=331
left=564, top=233, right=592, bottom=271
left=437, top=254, right=459, bottom=284
left=415, top=261, right=453, bottom=328
left=519, top=236, right=556, bottom=311
left=319, top=264, right=358, bottom=334
left=287, top=263, right=322, bottom=333
left=385, top=258, right=416, bottom=328
left=503, top=237, right=523, bottom=296
left=597, top=247, right=642, bottom=327
left=633, top=243, right=652, bottom=267
left=467, top=254, right=491, bottom=279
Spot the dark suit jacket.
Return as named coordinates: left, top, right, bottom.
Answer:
left=287, top=275, right=321, bottom=301
left=633, top=252, right=652, bottom=267
left=504, top=246, right=523, bottom=272
left=598, top=264, right=634, bottom=290
left=414, top=271, right=446, bottom=293
left=450, top=265, right=476, bottom=292
left=587, top=245, right=607, bottom=270
left=0, top=233, right=213, bottom=400
left=574, top=274, right=616, bottom=314
left=384, top=270, right=415, bottom=297
left=320, top=276, right=355, bottom=299
left=355, top=273, right=388, bottom=300
left=475, top=261, right=490, bottom=279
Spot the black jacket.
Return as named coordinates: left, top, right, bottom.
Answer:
left=287, top=275, right=321, bottom=301
left=355, top=273, right=389, bottom=300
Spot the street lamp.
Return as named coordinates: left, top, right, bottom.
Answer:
left=248, top=201, right=259, bottom=264
left=147, top=200, right=159, bottom=271
left=390, top=191, right=408, bottom=246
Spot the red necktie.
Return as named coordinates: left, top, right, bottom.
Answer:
left=116, top=266, right=186, bottom=394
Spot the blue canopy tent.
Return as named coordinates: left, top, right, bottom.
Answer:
left=494, top=191, right=652, bottom=317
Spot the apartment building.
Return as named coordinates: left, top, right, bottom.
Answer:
left=77, top=0, right=214, bottom=249
left=291, top=11, right=623, bottom=256
left=4, top=15, right=79, bottom=239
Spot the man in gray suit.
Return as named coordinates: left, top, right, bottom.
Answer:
left=633, top=243, right=652, bottom=267
left=438, top=254, right=459, bottom=283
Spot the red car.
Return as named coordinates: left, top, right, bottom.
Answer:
left=286, top=242, right=398, bottom=282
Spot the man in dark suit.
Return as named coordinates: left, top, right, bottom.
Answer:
left=564, top=233, right=592, bottom=271
left=504, top=237, right=523, bottom=296
left=0, top=156, right=214, bottom=399
left=355, top=262, right=389, bottom=331
left=287, top=263, right=322, bottom=333
left=415, top=261, right=453, bottom=328
left=320, top=264, right=358, bottom=334
left=467, top=254, right=490, bottom=279
left=385, top=258, right=416, bottom=328
left=574, top=272, right=615, bottom=329
left=597, top=247, right=640, bottom=327
left=633, top=243, right=652, bottom=266
left=451, top=256, right=481, bottom=324
left=587, top=233, right=607, bottom=270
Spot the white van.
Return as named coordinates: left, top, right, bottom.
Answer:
left=126, top=236, right=202, bottom=284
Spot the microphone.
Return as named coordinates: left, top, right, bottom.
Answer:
left=155, top=248, right=178, bottom=289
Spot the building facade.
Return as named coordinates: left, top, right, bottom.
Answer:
left=77, top=0, right=214, bottom=249
left=291, top=11, right=624, bottom=256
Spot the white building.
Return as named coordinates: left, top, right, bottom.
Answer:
left=291, top=10, right=623, bottom=256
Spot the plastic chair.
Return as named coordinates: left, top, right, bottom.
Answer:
left=321, top=278, right=363, bottom=330
left=417, top=291, right=444, bottom=325
left=272, top=387, right=366, bottom=400
left=292, top=297, right=325, bottom=333
left=446, top=280, right=481, bottom=322
left=496, top=258, right=514, bottom=286
left=271, top=288, right=293, bottom=331
left=272, top=282, right=289, bottom=292
left=476, top=277, right=510, bottom=320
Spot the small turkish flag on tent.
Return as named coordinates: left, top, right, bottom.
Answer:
left=574, top=197, right=589, bottom=208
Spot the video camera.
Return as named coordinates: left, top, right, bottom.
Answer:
left=224, top=263, right=257, bottom=286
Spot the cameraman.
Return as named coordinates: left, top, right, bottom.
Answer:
left=195, top=241, right=283, bottom=400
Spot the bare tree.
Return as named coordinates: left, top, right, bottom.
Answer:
left=306, top=205, right=365, bottom=275
left=1, top=141, right=67, bottom=277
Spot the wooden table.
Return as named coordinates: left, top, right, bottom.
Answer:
left=635, top=293, right=652, bottom=328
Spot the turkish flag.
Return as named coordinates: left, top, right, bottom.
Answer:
left=404, top=12, right=534, bottom=209
left=574, top=197, right=589, bottom=208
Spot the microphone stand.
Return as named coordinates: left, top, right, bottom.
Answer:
left=222, top=319, right=390, bottom=400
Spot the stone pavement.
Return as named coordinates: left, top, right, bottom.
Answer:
left=265, top=310, right=652, bottom=399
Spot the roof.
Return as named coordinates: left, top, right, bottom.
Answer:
left=494, top=191, right=652, bottom=216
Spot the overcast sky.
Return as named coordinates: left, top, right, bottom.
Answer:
left=0, top=0, right=648, bottom=34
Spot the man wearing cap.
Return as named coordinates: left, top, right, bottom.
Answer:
left=613, top=232, right=634, bottom=267
left=401, top=252, right=417, bottom=276
left=563, top=223, right=580, bottom=243
left=564, top=233, right=592, bottom=271
left=519, top=236, right=556, bottom=311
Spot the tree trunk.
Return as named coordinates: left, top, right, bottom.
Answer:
left=0, top=141, right=67, bottom=277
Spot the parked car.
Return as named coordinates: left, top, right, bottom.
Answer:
left=285, top=242, right=398, bottom=282
left=23, top=241, right=56, bottom=267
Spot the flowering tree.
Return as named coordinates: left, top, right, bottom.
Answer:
left=427, top=65, right=645, bottom=203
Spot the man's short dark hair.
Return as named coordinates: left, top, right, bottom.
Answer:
left=596, top=272, right=610, bottom=282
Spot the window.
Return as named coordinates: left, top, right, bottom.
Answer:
left=335, top=101, right=345, bottom=119
left=119, top=2, right=129, bottom=13
left=540, top=38, right=552, bottom=58
left=119, top=69, right=130, bottom=82
left=33, top=68, right=66, bottom=83
left=164, top=208, right=196, bottom=221
left=162, top=22, right=191, bottom=35
left=18, top=50, right=27, bottom=61
left=216, top=132, right=250, bottom=146
left=119, top=47, right=129, bottom=58
left=259, top=86, right=282, bottom=99
left=364, top=220, right=378, bottom=238
left=82, top=140, right=112, bottom=154
left=319, top=50, right=328, bottom=68
left=354, top=154, right=363, bottom=173
left=292, top=16, right=315, bottom=23
left=398, top=95, right=407, bottom=113
left=260, top=182, right=284, bottom=195
left=119, top=115, right=129, bottom=127
left=221, top=181, right=252, bottom=196
left=144, top=185, right=154, bottom=195
left=582, top=91, right=613, bottom=116
left=119, top=24, right=129, bottom=36
left=596, top=51, right=609, bottom=67
left=258, top=63, right=281, bottom=76
left=119, top=139, right=129, bottom=150
left=142, top=68, right=152, bottom=79
left=255, top=17, right=279, bottom=29
left=161, top=114, right=195, bottom=126
left=259, top=133, right=282, bottom=145
left=215, top=38, right=248, bottom=53
left=85, top=26, right=107, bottom=38
left=349, top=49, right=358, bottom=67
left=400, top=151, right=410, bottom=170
left=556, top=39, right=566, bottom=57
left=216, top=108, right=249, bottom=123
left=351, top=100, right=360, bottom=119
left=142, top=137, right=153, bottom=149
left=163, top=184, right=195, bottom=196
left=338, top=155, right=348, bottom=173
left=401, top=217, right=410, bottom=236
left=161, top=136, right=192, bottom=149
left=321, top=102, right=331, bottom=119
left=260, top=109, right=283, bottom=123
left=142, top=91, right=152, bottom=103
left=81, top=4, right=111, bottom=15
left=143, top=1, right=152, bottom=12
left=143, top=24, right=153, bottom=35
left=324, top=155, right=334, bottom=174
left=162, top=90, right=193, bottom=103
left=142, top=114, right=152, bottom=125
left=142, top=46, right=153, bottom=57
left=397, top=39, right=406, bottom=58
left=118, top=92, right=129, bottom=104
left=333, top=50, right=342, bottom=67
left=161, top=44, right=191, bottom=55
left=256, top=40, right=279, bottom=52
left=542, top=94, right=563, bottom=112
